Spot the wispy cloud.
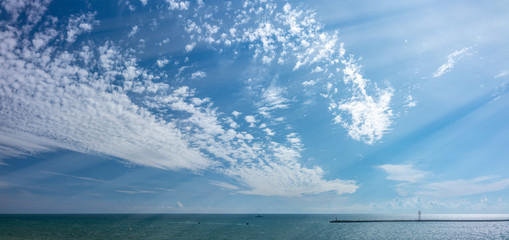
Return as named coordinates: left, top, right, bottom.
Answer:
left=115, top=186, right=175, bottom=195
left=127, top=25, right=138, bottom=38
left=0, top=180, right=12, bottom=188
left=258, top=84, right=289, bottom=117
left=0, top=128, right=68, bottom=160
left=494, top=70, right=509, bottom=79
left=377, top=164, right=429, bottom=183
left=210, top=180, right=239, bottom=190
left=116, top=189, right=157, bottom=194
left=404, top=95, right=417, bottom=108
left=379, top=165, right=509, bottom=198
left=42, top=171, right=105, bottom=183
left=418, top=176, right=509, bottom=198
left=155, top=187, right=174, bottom=192
left=433, top=47, right=470, bottom=78
left=228, top=162, right=358, bottom=197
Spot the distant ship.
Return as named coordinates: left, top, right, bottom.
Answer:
left=254, top=215, right=264, bottom=218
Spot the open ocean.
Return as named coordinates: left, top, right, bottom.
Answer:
left=1, top=214, right=509, bottom=239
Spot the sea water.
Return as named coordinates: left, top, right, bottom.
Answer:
left=1, top=214, right=509, bottom=239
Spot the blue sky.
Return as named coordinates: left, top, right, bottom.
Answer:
left=0, top=0, right=508, bottom=213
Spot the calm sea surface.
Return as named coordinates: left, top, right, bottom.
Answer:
left=1, top=214, right=509, bottom=239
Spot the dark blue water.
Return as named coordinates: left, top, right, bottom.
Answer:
left=1, top=214, right=509, bottom=239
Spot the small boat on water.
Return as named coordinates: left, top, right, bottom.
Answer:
left=254, top=215, right=264, bottom=218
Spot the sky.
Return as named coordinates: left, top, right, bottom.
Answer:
left=0, top=0, right=508, bottom=214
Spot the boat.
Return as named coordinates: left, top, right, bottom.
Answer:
left=254, top=215, right=263, bottom=218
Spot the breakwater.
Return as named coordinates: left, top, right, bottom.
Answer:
left=330, top=219, right=509, bottom=223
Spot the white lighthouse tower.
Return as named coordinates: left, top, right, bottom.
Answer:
left=418, top=210, right=421, bottom=221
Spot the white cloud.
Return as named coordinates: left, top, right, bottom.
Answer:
left=203, top=22, right=219, bottom=35
left=433, top=47, right=470, bottom=78
left=227, top=163, right=358, bottom=197
left=404, top=95, right=417, bottom=108
left=261, top=55, right=273, bottom=64
left=302, top=80, right=317, bottom=86
left=329, top=56, right=394, bottom=144
left=210, top=180, right=239, bottom=190
left=261, top=85, right=288, bottom=110
left=377, top=164, right=429, bottom=183
left=232, top=111, right=241, bottom=117
left=196, top=0, right=204, bottom=8
left=282, top=3, right=302, bottom=35
left=42, top=170, right=105, bottom=183
left=166, top=0, right=189, bottom=10
left=263, top=128, right=275, bottom=136
left=227, top=1, right=335, bottom=68
left=32, top=30, right=56, bottom=50
left=1, top=0, right=30, bottom=21
left=66, top=12, right=97, bottom=43
left=494, top=70, right=509, bottom=78
left=140, top=0, right=148, bottom=6
left=1, top=0, right=49, bottom=24
left=258, top=84, right=289, bottom=117
left=0, top=128, right=68, bottom=160
left=128, top=25, right=138, bottom=37
left=379, top=164, right=509, bottom=198
left=156, top=58, right=169, bottom=67
left=287, top=133, right=301, bottom=145
left=116, top=189, right=157, bottom=194
left=245, top=115, right=256, bottom=127
left=337, top=88, right=393, bottom=144
left=191, top=70, right=206, bottom=79
left=226, top=118, right=238, bottom=129
left=185, top=42, right=196, bottom=52
left=418, top=176, right=509, bottom=198
left=312, top=66, right=324, bottom=73
left=157, top=38, right=170, bottom=46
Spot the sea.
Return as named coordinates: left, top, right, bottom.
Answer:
left=1, top=214, right=509, bottom=239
